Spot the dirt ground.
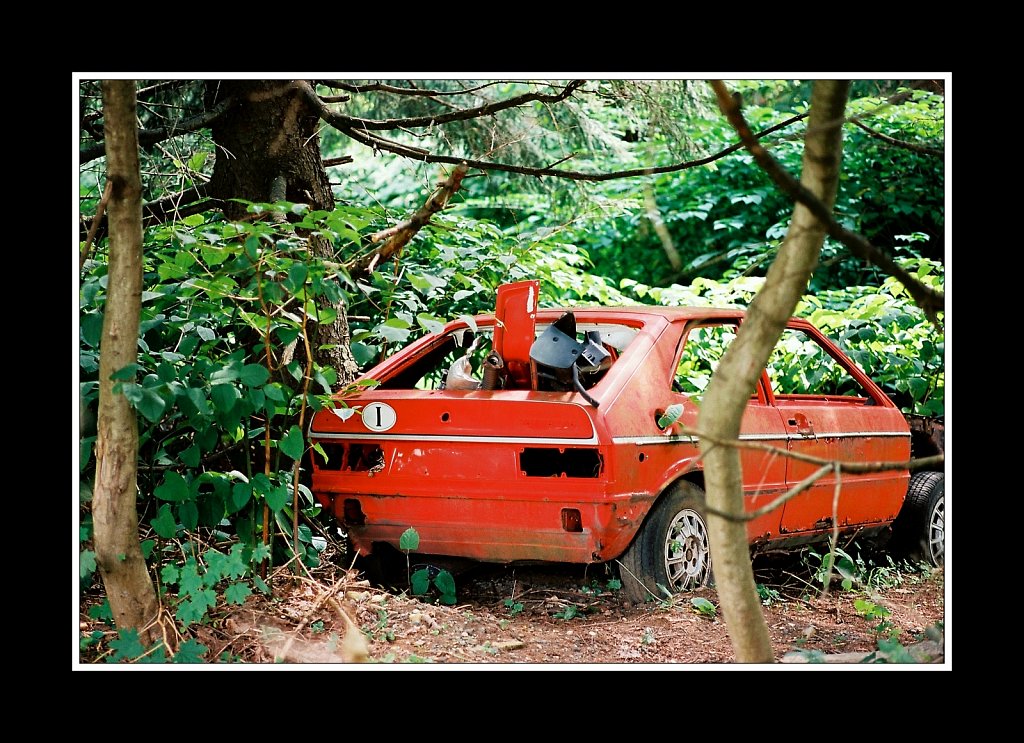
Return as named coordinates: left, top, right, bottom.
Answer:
left=78, top=543, right=947, bottom=668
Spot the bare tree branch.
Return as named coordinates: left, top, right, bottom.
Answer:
left=80, top=180, right=112, bottom=271
left=316, top=80, right=526, bottom=97
left=80, top=95, right=235, bottom=164
left=672, top=425, right=943, bottom=524
left=306, top=76, right=811, bottom=182
left=344, top=163, right=469, bottom=277
left=321, top=80, right=586, bottom=131
left=674, top=423, right=943, bottom=473
left=80, top=183, right=215, bottom=241
left=136, top=80, right=195, bottom=100
left=853, top=120, right=944, bottom=156
left=711, top=81, right=944, bottom=326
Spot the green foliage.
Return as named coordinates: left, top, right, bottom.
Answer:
left=553, top=604, right=580, bottom=621
left=158, top=543, right=268, bottom=628
left=690, top=597, right=718, bottom=618
left=80, top=549, right=97, bottom=588
left=105, top=628, right=210, bottom=664
left=398, top=527, right=456, bottom=605
left=399, top=527, right=420, bottom=552
left=479, top=85, right=945, bottom=296
left=854, top=598, right=897, bottom=639
left=80, top=201, right=372, bottom=656
left=410, top=566, right=457, bottom=606
left=756, top=583, right=781, bottom=606
left=503, top=598, right=524, bottom=615
left=807, top=547, right=857, bottom=592
left=798, top=259, right=945, bottom=416
left=658, top=403, right=684, bottom=429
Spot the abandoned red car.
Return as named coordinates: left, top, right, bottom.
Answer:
left=308, top=281, right=944, bottom=602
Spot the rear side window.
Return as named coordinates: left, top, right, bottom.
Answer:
left=674, top=324, right=738, bottom=401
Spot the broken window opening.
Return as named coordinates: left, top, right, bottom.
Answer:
left=519, top=448, right=603, bottom=478
left=312, top=442, right=385, bottom=472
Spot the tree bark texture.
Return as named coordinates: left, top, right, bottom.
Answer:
left=92, top=80, right=161, bottom=648
left=207, top=80, right=359, bottom=384
left=700, top=80, right=850, bottom=663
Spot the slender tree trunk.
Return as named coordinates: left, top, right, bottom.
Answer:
left=207, top=80, right=359, bottom=384
left=92, top=80, right=161, bottom=648
left=700, top=80, right=850, bottom=663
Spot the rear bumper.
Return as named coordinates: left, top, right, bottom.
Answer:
left=318, top=481, right=652, bottom=564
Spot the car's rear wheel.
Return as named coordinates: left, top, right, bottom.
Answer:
left=618, top=481, right=712, bottom=603
left=891, top=471, right=944, bottom=567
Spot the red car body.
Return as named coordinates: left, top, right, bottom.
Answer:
left=309, top=281, right=941, bottom=598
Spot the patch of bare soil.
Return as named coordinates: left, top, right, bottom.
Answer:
left=79, top=546, right=945, bottom=667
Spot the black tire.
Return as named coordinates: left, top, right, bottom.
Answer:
left=617, top=481, right=712, bottom=603
left=891, top=471, right=944, bottom=567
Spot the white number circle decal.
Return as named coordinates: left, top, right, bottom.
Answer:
left=362, top=402, right=397, bottom=432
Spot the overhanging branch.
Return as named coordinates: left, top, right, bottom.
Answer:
left=710, top=80, right=944, bottom=325
left=320, top=80, right=586, bottom=131
left=80, top=183, right=215, bottom=241
left=303, top=74, right=810, bottom=183
left=344, top=163, right=469, bottom=277
left=853, top=120, right=944, bottom=156
left=79, top=95, right=235, bottom=164
left=316, top=80, right=511, bottom=97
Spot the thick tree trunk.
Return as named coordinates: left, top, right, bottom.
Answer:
left=92, top=80, right=161, bottom=648
left=700, top=80, right=850, bottom=663
left=207, top=80, right=360, bottom=384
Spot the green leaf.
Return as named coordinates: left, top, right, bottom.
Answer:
left=80, top=550, right=96, bottom=580
left=80, top=312, right=104, bottom=348
left=279, top=425, right=305, bottom=460
left=156, top=362, right=177, bottom=383
left=151, top=504, right=178, bottom=538
left=230, top=482, right=252, bottom=512
left=252, top=543, right=272, bottom=564
left=172, top=638, right=208, bottom=664
left=690, top=597, right=716, bottom=616
left=186, top=151, right=208, bottom=172
left=210, top=384, right=239, bottom=412
left=658, top=403, right=685, bottom=429
left=263, top=383, right=285, bottom=402
left=224, top=581, right=252, bottom=606
left=179, top=445, right=201, bottom=468
left=434, top=570, right=456, bottom=602
left=276, top=326, right=301, bottom=345
left=178, top=501, right=199, bottom=531
left=154, top=472, right=189, bottom=502
left=80, top=436, right=96, bottom=472
left=312, top=442, right=329, bottom=464
left=140, top=539, right=155, bottom=559
left=411, top=568, right=430, bottom=596
left=135, top=387, right=167, bottom=424
left=375, top=318, right=411, bottom=343
left=110, top=363, right=141, bottom=381
left=284, top=263, right=309, bottom=294
left=265, top=484, right=289, bottom=512
left=109, top=629, right=147, bottom=662
left=399, top=527, right=420, bottom=552
left=908, top=377, right=929, bottom=400
left=184, top=387, right=212, bottom=416
left=240, top=364, right=270, bottom=387
left=196, top=326, right=216, bottom=342
left=416, top=313, right=445, bottom=334
left=408, top=271, right=446, bottom=294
